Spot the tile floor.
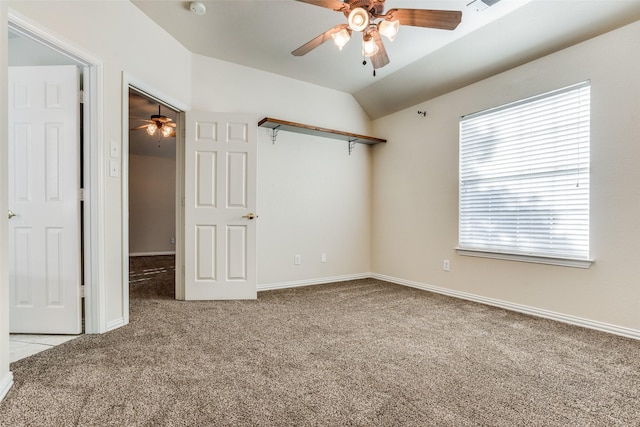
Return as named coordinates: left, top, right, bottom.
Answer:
left=9, top=334, right=80, bottom=363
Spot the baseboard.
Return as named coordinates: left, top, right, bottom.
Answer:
left=0, top=371, right=14, bottom=402
left=371, top=273, right=640, bottom=341
left=129, top=251, right=176, bottom=257
left=106, top=317, right=126, bottom=332
left=258, top=273, right=371, bottom=292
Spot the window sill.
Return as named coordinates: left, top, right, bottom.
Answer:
left=455, top=248, right=593, bottom=269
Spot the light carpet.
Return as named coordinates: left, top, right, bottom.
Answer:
left=0, top=255, right=638, bottom=426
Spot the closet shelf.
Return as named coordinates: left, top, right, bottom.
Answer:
left=258, top=117, right=386, bottom=146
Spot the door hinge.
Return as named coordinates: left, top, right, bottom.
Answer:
left=80, top=285, right=85, bottom=298
left=79, top=188, right=85, bottom=201
left=79, top=90, right=84, bottom=104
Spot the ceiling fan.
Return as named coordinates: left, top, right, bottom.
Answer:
left=292, top=0, right=462, bottom=74
left=131, top=105, right=176, bottom=138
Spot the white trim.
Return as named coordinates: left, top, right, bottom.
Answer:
left=174, top=113, right=185, bottom=300
left=456, top=248, right=594, bottom=269
left=129, top=251, right=176, bottom=257
left=0, top=372, right=13, bottom=402
left=371, top=273, right=640, bottom=341
left=121, top=75, right=130, bottom=327
left=8, top=10, right=106, bottom=334
left=258, top=273, right=371, bottom=292
left=106, top=318, right=126, bottom=332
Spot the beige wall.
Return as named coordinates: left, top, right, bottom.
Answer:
left=191, top=55, right=373, bottom=286
left=371, top=21, right=640, bottom=333
left=129, top=153, right=176, bottom=255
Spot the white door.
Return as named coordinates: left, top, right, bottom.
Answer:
left=184, top=112, right=257, bottom=300
left=8, top=65, right=82, bottom=334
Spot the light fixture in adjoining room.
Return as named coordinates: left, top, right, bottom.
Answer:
left=132, top=105, right=176, bottom=138
left=331, top=28, right=352, bottom=51
left=161, top=125, right=173, bottom=137
left=146, top=122, right=158, bottom=136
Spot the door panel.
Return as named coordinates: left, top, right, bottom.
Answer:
left=185, top=112, right=257, bottom=300
left=9, top=65, right=82, bottom=334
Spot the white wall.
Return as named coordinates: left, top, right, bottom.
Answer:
left=129, top=153, right=176, bottom=255
left=191, top=55, right=373, bottom=286
left=371, top=20, right=640, bottom=334
left=5, top=0, right=192, bottom=327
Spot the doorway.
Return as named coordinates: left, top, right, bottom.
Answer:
left=7, top=15, right=102, bottom=335
left=7, top=20, right=101, bottom=334
left=127, top=88, right=179, bottom=298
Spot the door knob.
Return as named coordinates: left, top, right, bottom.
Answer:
left=242, top=212, right=257, bottom=220
left=8, top=210, right=16, bottom=219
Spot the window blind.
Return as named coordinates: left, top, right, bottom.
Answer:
left=459, top=81, right=590, bottom=260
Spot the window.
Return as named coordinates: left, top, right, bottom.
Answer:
left=458, top=81, right=591, bottom=267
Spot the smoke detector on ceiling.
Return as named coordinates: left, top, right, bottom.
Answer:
left=190, top=2, right=206, bottom=16
left=467, top=0, right=501, bottom=12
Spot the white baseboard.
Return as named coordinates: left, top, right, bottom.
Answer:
left=372, top=273, right=640, bottom=341
left=0, top=371, right=14, bottom=403
left=129, top=251, right=176, bottom=257
left=258, top=273, right=371, bottom=292
left=106, top=318, right=126, bottom=332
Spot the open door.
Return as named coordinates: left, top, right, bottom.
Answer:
left=184, top=112, right=257, bottom=300
left=8, top=65, right=82, bottom=334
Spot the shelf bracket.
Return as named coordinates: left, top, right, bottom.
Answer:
left=348, top=138, right=357, bottom=155
left=269, top=125, right=280, bottom=144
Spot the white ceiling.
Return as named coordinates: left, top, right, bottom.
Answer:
left=132, top=0, right=640, bottom=119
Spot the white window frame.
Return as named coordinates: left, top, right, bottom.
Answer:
left=457, top=81, right=593, bottom=268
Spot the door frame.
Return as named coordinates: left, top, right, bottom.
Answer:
left=121, top=73, right=188, bottom=313
left=8, top=11, right=105, bottom=333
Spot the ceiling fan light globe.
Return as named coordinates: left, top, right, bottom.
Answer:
left=331, top=28, right=351, bottom=51
left=161, top=125, right=173, bottom=137
left=379, top=19, right=399, bottom=41
left=348, top=8, right=369, bottom=32
left=146, top=123, right=158, bottom=136
left=362, top=36, right=379, bottom=58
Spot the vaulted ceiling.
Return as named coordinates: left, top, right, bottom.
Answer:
left=133, top=0, right=640, bottom=119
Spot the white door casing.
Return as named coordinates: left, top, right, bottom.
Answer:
left=184, top=112, right=257, bottom=300
left=8, top=65, right=82, bottom=334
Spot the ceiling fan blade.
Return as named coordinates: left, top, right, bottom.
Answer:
left=384, top=9, right=462, bottom=30
left=370, top=31, right=389, bottom=70
left=131, top=124, right=149, bottom=130
left=292, top=24, right=349, bottom=56
left=294, top=0, right=349, bottom=12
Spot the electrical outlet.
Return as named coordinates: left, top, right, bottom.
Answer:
left=170, top=237, right=175, bottom=245
left=294, top=255, right=301, bottom=265
left=443, top=259, right=450, bottom=272
left=321, top=253, right=327, bottom=263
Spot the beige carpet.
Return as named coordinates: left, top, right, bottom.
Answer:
left=0, top=255, right=639, bottom=426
